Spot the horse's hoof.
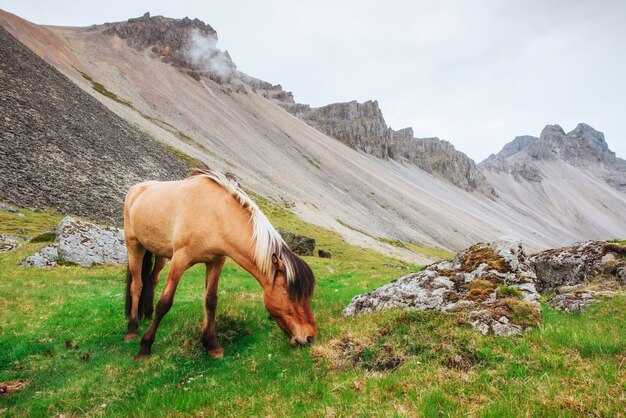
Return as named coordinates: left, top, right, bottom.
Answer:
left=124, top=333, right=138, bottom=342
left=207, top=347, right=223, bottom=358
left=133, top=353, right=149, bottom=361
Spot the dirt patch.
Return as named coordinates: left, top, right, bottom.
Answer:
left=0, top=380, right=28, bottom=397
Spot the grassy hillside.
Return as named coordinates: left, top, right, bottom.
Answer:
left=0, top=206, right=624, bottom=416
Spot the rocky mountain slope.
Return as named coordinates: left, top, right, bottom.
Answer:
left=0, top=25, right=187, bottom=225
left=479, top=124, right=626, bottom=243
left=283, top=100, right=494, bottom=196
left=1, top=10, right=625, bottom=259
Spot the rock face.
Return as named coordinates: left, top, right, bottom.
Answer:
left=481, top=123, right=626, bottom=191
left=102, top=13, right=295, bottom=102
left=22, top=216, right=127, bottom=267
left=278, top=230, right=316, bottom=257
left=530, top=240, right=626, bottom=312
left=102, top=12, right=236, bottom=82
left=392, top=131, right=496, bottom=196
left=0, top=26, right=188, bottom=226
left=344, top=238, right=541, bottom=336
left=286, top=100, right=394, bottom=159
left=283, top=100, right=495, bottom=196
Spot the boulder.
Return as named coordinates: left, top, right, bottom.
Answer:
left=278, top=230, right=315, bottom=257
left=530, top=240, right=626, bottom=312
left=22, top=216, right=127, bottom=267
left=343, top=238, right=541, bottom=336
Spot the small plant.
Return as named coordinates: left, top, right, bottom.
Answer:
left=497, top=285, right=523, bottom=299
left=30, top=232, right=56, bottom=243
left=467, top=279, right=497, bottom=301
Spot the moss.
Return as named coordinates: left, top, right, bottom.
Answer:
left=510, top=300, right=541, bottom=327
left=494, top=298, right=541, bottom=327
left=161, top=143, right=207, bottom=169
left=467, top=279, right=497, bottom=301
left=461, top=244, right=510, bottom=273
left=30, top=232, right=56, bottom=243
left=497, top=285, right=523, bottom=299
left=79, top=70, right=133, bottom=108
left=303, top=155, right=321, bottom=170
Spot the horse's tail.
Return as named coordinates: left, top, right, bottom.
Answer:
left=125, top=251, right=155, bottom=320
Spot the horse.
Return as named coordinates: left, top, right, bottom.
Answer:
left=123, top=168, right=316, bottom=360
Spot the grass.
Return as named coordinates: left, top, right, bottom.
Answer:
left=0, top=206, right=624, bottom=416
left=79, top=71, right=133, bottom=108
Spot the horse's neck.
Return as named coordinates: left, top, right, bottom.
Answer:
left=227, top=246, right=269, bottom=289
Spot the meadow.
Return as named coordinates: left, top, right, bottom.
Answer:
left=0, top=206, right=624, bottom=417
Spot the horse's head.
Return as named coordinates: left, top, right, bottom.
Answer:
left=264, top=252, right=316, bottom=346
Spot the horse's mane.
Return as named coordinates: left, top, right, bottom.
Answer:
left=187, top=168, right=314, bottom=300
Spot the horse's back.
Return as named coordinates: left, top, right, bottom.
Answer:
left=124, top=177, right=250, bottom=259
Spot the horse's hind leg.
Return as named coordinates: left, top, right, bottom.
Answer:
left=144, top=257, right=167, bottom=320
left=202, top=257, right=226, bottom=358
left=136, top=252, right=190, bottom=360
left=125, top=241, right=146, bottom=342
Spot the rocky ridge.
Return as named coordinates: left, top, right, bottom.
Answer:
left=102, top=13, right=294, bottom=101
left=283, top=101, right=495, bottom=196
left=482, top=123, right=626, bottom=190
left=0, top=26, right=188, bottom=225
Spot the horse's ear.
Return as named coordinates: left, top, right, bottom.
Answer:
left=271, top=253, right=283, bottom=271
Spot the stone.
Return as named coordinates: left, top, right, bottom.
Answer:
left=343, top=238, right=541, bottom=336
left=278, top=229, right=315, bottom=257
left=530, top=240, right=626, bottom=312
left=318, top=249, right=332, bottom=259
left=0, top=234, right=22, bottom=253
left=22, top=246, right=58, bottom=267
left=22, top=216, right=127, bottom=267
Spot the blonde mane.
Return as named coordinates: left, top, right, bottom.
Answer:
left=187, top=168, right=296, bottom=283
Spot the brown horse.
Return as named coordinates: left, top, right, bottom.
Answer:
left=123, top=168, right=316, bottom=359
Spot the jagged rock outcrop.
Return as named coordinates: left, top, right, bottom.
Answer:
left=392, top=130, right=496, bottom=196
left=0, top=26, right=188, bottom=225
left=283, top=100, right=495, bottom=196
left=481, top=123, right=626, bottom=191
left=22, top=216, right=127, bottom=267
left=102, top=13, right=296, bottom=102
left=285, top=100, right=394, bottom=159
left=344, top=238, right=541, bottom=336
left=530, top=240, right=626, bottom=312
left=102, top=12, right=236, bottom=82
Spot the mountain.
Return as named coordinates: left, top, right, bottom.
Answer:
left=283, top=100, right=495, bottom=196
left=1, top=10, right=625, bottom=259
left=0, top=25, right=187, bottom=224
left=480, top=124, right=626, bottom=242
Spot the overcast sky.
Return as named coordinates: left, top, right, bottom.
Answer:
left=2, top=0, right=625, bottom=161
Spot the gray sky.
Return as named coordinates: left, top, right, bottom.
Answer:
left=2, top=0, right=625, bottom=161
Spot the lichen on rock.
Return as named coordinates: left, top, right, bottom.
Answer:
left=22, top=216, right=127, bottom=268
left=343, top=238, right=541, bottom=336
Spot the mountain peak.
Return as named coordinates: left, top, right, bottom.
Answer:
left=540, top=124, right=566, bottom=138
left=102, top=13, right=236, bottom=81
left=567, top=123, right=613, bottom=155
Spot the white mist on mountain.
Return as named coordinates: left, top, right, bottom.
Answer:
left=186, top=28, right=233, bottom=78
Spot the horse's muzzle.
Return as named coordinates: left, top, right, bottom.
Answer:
left=290, top=335, right=315, bottom=346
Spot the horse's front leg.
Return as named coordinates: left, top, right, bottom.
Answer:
left=202, top=257, right=226, bottom=358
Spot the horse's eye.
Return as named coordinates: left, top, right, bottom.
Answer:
left=268, top=315, right=276, bottom=321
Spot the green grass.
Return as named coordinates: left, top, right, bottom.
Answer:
left=0, top=207, right=624, bottom=416
left=79, top=71, right=133, bottom=108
